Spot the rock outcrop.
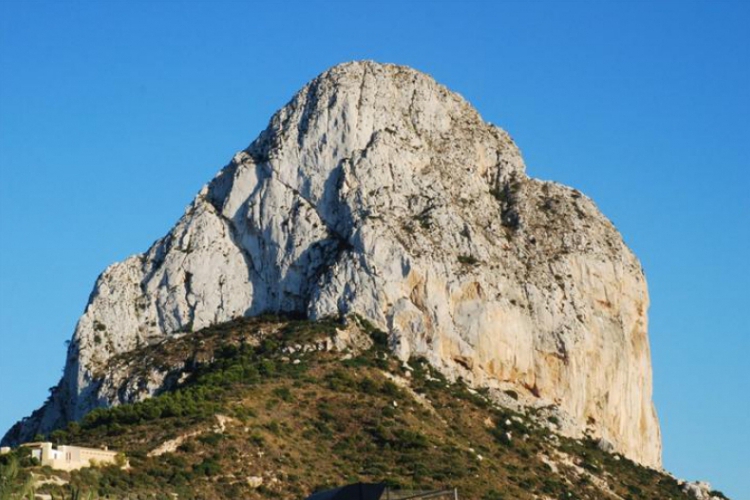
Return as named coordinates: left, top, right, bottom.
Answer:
left=2, top=61, right=661, bottom=467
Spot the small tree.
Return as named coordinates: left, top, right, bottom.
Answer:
left=50, top=429, right=67, bottom=445
left=0, top=456, right=35, bottom=500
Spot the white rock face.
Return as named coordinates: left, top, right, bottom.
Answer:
left=680, top=480, right=723, bottom=500
left=3, top=61, right=661, bottom=467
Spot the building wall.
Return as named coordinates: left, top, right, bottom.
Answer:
left=23, top=442, right=119, bottom=471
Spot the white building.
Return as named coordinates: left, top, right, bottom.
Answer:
left=22, top=442, right=122, bottom=471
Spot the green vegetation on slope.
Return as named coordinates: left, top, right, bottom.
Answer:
left=1, top=317, right=721, bottom=500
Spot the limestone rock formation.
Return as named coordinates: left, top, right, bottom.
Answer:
left=2, top=61, right=661, bottom=467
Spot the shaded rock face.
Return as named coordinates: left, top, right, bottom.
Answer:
left=2, top=61, right=661, bottom=467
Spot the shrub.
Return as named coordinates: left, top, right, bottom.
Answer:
left=457, top=255, right=478, bottom=265
left=193, top=457, right=221, bottom=477
left=272, top=386, right=293, bottom=402
left=198, top=433, right=223, bottom=446
left=393, top=429, right=429, bottom=450
left=381, top=381, right=401, bottom=398
left=358, top=377, right=379, bottom=395
left=483, top=489, right=506, bottom=500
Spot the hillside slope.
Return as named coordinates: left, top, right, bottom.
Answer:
left=1, top=319, right=724, bottom=500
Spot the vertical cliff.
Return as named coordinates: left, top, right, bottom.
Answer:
left=3, top=61, right=661, bottom=467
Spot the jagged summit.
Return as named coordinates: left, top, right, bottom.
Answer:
left=3, top=61, right=661, bottom=468
left=211, top=60, right=524, bottom=214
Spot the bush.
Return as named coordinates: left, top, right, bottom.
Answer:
left=457, top=255, right=478, bottom=265
left=483, top=490, right=506, bottom=500
left=393, top=429, right=429, bottom=450
left=380, top=381, right=401, bottom=398
left=193, top=457, right=221, bottom=477
left=198, top=433, right=223, bottom=446
left=358, top=377, right=379, bottom=395
left=272, top=386, right=293, bottom=402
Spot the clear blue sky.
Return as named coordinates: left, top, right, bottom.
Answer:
left=1, top=0, right=747, bottom=497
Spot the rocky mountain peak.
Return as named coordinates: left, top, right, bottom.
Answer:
left=3, top=61, right=661, bottom=469
left=208, top=60, right=524, bottom=231
left=247, top=60, right=520, bottom=177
